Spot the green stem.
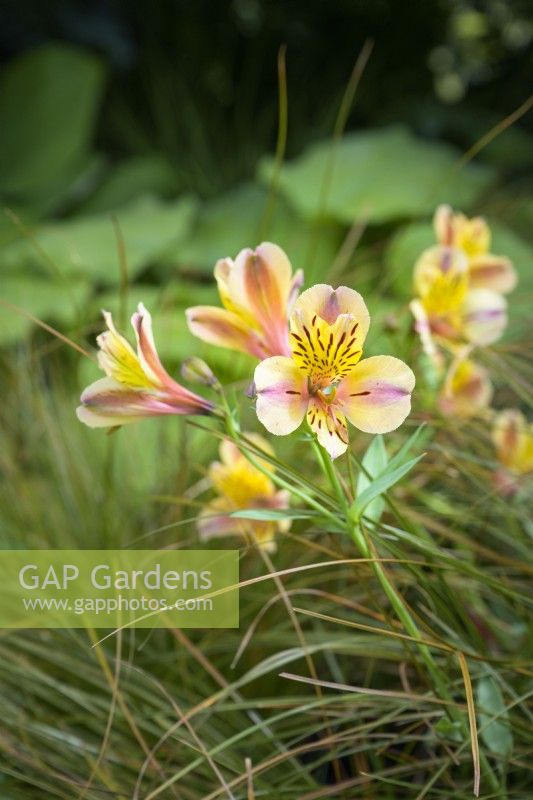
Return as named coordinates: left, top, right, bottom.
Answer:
left=314, top=440, right=503, bottom=796
left=218, top=390, right=342, bottom=530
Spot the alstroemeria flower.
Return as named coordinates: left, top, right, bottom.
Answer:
left=198, top=435, right=290, bottom=552
left=186, top=242, right=303, bottom=359
left=254, top=285, right=415, bottom=459
left=492, top=410, right=533, bottom=476
left=438, top=357, right=493, bottom=419
left=77, top=304, right=214, bottom=428
left=434, top=205, right=517, bottom=293
left=411, top=246, right=507, bottom=354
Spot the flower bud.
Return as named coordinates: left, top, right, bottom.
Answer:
left=181, top=357, right=220, bottom=389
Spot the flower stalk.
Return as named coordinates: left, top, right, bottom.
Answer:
left=313, top=440, right=503, bottom=797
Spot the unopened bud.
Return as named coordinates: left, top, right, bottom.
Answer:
left=181, top=357, right=220, bottom=389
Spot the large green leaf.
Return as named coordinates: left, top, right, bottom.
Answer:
left=81, top=156, right=179, bottom=215
left=385, top=217, right=533, bottom=298
left=259, top=126, right=495, bottom=225
left=170, top=182, right=342, bottom=283
left=0, top=44, right=106, bottom=200
left=0, top=275, right=90, bottom=345
left=0, top=196, right=198, bottom=285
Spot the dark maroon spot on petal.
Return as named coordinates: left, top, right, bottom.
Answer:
left=349, top=390, right=371, bottom=396
left=285, top=390, right=300, bottom=395
left=342, top=337, right=356, bottom=354
left=312, top=315, right=317, bottom=326
left=333, top=332, right=347, bottom=360
left=350, top=322, right=358, bottom=336
left=291, top=332, right=303, bottom=342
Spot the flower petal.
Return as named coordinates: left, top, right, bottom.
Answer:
left=288, top=268, right=304, bottom=313
left=434, top=205, right=491, bottom=257
left=186, top=305, right=267, bottom=359
left=492, top=409, right=533, bottom=474
left=208, top=453, right=274, bottom=504
left=219, top=433, right=274, bottom=474
left=226, top=243, right=293, bottom=355
left=96, top=310, right=153, bottom=388
left=468, top=254, right=517, bottom=294
left=409, top=299, right=444, bottom=371
left=290, top=310, right=365, bottom=381
left=292, top=284, right=370, bottom=336
left=307, top=400, right=349, bottom=459
left=77, top=376, right=213, bottom=428
left=76, top=377, right=170, bottom=428
left=214, top=257, right=236, bottom=312
left=433, top=204, right=454, bottom=247
left=229, top=242, right=292, bottom=315
left=131, top=303, right=174, bottom=388
left=337, top=356, right=415, bottom=434
left=289, top=285, right=370, bottom=382
left=76, top=405, right=143, bottom=428
left=413, top=246, right=468, bottom=308
left=198, top=497, right=245, bottom=540
left=254, top=356, right=308, bottom=435
left=462, top=289, right=507, bottom=345
left=438, top=358, right=493, bottom=419
left=198, top=491, right=287, bottom=552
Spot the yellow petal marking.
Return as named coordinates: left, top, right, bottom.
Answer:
left=97, top=315, right=157, bottom=389
left=290, top=312, right=363, bottom=385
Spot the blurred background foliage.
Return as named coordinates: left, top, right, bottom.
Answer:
left=1, top=0, right=532, bottom=362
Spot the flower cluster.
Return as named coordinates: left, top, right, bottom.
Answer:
left=78, top=242, right=415, bottom=549
left=410, top=205, right=515, bottom=417
left=410, top=205, right=531, bottom=490
left=410, top=206, right=515, bottom=368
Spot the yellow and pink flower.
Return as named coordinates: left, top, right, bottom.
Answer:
left=434, top=205, right=517, bottom=294
left=198, top=435, right=290, bottom=552
left=492, top=409, right=533, bottom=476
left=77, top=304, right=214, bottom=428
left=410, top=245, right=507, bottom=357
left=186, top=242, right=303, bottom=359
left=438, top=357, right=493, bottom=419
left=254, top=284, right=415, bottom=459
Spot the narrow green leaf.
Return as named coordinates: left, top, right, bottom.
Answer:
left=229, top=508, right=316, bottom=522
left=351, top=454, right=423, bottom=521
left=386, top=424, right=427, bottom=474
left=356, top=435, right=388, bottom=524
